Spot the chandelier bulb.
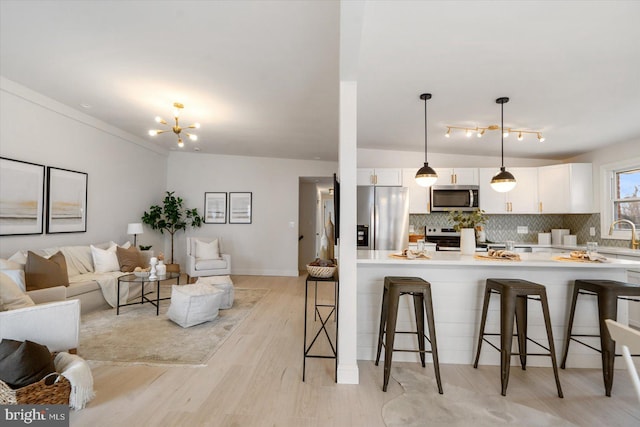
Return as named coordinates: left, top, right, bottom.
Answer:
left=194, top=122, right=201, bottom=129
left=148, top=130, right=158, bottom=137
left=188, top=134, right=198, bottom=141
left=177, top=138, right=184, bottom=148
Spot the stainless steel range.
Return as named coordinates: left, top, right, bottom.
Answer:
left=425, top=227, right=488, bottom=251
left=425, top=227, right=461, bottom=251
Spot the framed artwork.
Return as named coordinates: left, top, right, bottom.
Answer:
left=0, top=157, right=46, bottom=236
left=204, top=192, right=227, bottom=224
left=46, top=166, right=88, bottom=233
left=229, top=192, right=252, bottom=224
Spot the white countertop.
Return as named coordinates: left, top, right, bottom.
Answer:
left=357, top=249, right=640, bottom=269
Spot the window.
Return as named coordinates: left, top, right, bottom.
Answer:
left=602, top=160, right=640, bottom=239
left=613, top=168, right=640, bottom=227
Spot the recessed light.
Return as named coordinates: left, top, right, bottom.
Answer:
left=80, top=103, right=91, bottom=109
left=194, top=147, right=200, bottom=152
left=314, top=156, right=321, bottom=160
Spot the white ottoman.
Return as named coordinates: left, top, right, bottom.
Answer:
left=166, top=283, right=224, bottom=328
left=195, top=275, right=235, bottom=309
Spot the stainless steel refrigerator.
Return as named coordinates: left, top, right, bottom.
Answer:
left=357, top=186, right=409, bottom=250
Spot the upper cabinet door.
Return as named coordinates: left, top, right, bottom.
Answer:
left=402, top=168, right=429, bottom=214
left=434, top=168, right=478, bottom=185
left=507, top=167, right=539, bottom=213
left=357, top=168, right=403, bottom=186
left=479, top=167, right=538, bottom=213
left=538, top=163, right=593, bottom=213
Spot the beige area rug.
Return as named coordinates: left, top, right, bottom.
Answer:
left=78, top=288, right=269, bottom=366
left=382, top=367, right=576, bottom=427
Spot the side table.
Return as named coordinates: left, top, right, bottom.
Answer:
left=303, top=273, right=339, bottom=382
left=116, top=272, right=180, bottom=315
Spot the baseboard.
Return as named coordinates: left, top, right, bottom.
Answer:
left=231, top=268, right=299, bottom=277
left=337, top=363, right=359, bottom=384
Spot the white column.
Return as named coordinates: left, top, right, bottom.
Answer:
left=337, top=80, right=359, bottom=384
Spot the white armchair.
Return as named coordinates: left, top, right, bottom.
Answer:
left=0, top=299, right=80, bottom=353
left=186, top=237, right=231, bottom=283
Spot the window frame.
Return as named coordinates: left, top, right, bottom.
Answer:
left=600, top=158, right=640, bottom=240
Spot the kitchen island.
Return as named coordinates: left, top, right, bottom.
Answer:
left=357, top=249, right=640, bottom=368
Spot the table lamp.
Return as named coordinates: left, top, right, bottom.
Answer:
left=127, top=223, right=144, bottom=247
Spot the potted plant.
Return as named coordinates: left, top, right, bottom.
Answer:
left=142, top=191, right=203, bottom=271
left=448, top=209, right=488, bottom=255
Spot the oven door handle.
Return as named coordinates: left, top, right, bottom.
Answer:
left=469, top=189, right=474, bottom=208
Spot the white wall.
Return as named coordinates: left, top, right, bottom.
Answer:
left=166, top=152, right=337, bottom=276
left=0, top=78, right=168, bottom=258
left=566, top=137, right=640, bottom=207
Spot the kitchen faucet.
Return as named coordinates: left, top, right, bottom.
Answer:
left=609, top=219, right=639, bottom=250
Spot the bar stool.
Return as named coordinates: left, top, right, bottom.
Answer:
left=375, top=276, right=443, bottom=393
left=473, top=278, right=563, bottom=397
left=560, top=279, right=640, bottom=396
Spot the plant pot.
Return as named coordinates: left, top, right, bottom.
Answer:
left=165, top=263, right=180, bottom=273
left=460, top=228, right=476, bottom=255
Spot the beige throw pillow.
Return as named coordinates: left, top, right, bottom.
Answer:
left=195, top=239, right=221, bottom=260
left=25, top=251, right=69, bottom=291
left=0, top=271, right=35, bottom=311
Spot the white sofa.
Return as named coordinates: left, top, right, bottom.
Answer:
left=0, top=299, right=80, bottom=353
left=185, top=237, right=231, bottom=282
left=2, top=241, right=143, bottom=314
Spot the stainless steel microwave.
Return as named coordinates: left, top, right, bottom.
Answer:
left=430, top=185, right=479, bottom=211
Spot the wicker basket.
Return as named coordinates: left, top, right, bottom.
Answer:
left=1, top=373, right=71, bottom=405
left=306, top=264, right=337, bottom=278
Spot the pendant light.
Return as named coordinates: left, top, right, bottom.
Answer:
left=415, top=93, right=438, bottom=187
left=490, top=97, right=517, bottom=192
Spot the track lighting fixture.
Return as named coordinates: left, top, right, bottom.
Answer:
left=444, top=125, right=543, bottom=142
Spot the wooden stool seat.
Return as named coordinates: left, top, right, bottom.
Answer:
left=560, top=279, right=640, bottom=396
left=375, top=276, right=443, bottom=393
left=473, top=278, right=563, bottom=397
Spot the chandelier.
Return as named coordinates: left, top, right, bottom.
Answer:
left=148, top=102, right=200, bottom=148
left=444, top=124, right=545, bottom=142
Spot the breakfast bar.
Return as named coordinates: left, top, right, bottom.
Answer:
left=357, top=250, right=640, bottom=369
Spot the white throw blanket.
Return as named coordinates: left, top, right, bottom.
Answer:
left=54, top=352, right=95, bottom=410
left=68, top=271, right=129, bottom=307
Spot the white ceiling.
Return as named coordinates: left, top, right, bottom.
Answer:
left=2, top=1, right=639, bottom=162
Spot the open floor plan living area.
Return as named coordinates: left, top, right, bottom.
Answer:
left=1, top=1, right=640, bottom=426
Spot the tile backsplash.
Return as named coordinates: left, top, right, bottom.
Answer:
left=410, top=212, right=631, bottom=248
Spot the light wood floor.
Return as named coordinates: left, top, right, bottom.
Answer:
left=72, top=275, right=640, bottom=427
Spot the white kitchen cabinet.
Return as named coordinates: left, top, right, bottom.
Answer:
left=402, top=168, right=429, bottom=213
left=538, top=163, right=593, bottom=213
left=434, top=168, right=478, bottom=185
left=479, top=167, right=539, bottom=213
left=357, top=168, right=402, bottom=186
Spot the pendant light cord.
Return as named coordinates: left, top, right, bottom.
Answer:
left=424, top=96, right=428, bottom=164
left=500, top=100, right=504, bottom=168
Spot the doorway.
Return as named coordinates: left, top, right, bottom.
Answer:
left=298, top=176, right=334, bottom=272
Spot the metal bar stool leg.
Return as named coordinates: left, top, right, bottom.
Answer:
left=382, top=286, right=401, bottom=392
left=540, top=291, right=564, bottom=398
left=473, top=286, right=492, bottom=368
left=413, top=292, right=426, bottom=367
left=560, top=284, right=580, bottom=369
left=515, top=295, right=528, bottom=370
left=500, top=289, right=517, bottom=396
left=598, top=291, right=619, bottom=397
left=424, top=287, right=444, bottom=394
left=375, top=287, right=389, bottom=366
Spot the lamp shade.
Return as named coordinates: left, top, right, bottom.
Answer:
left=490, top=167, right=517, bottom=193
left=415, top=163, right=438, bottom=187
left=127, top=223, right=144, bottom=235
